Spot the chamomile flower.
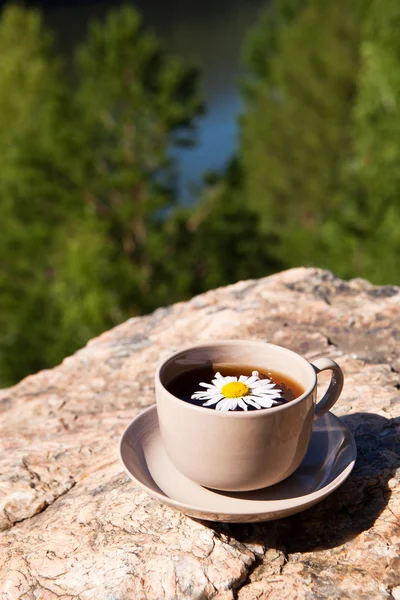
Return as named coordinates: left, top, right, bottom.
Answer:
left=191, top=371, right=283, bottom=412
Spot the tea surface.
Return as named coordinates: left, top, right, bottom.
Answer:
left=167, top=364, right=304, bottom=410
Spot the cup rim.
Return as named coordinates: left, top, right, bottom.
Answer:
left=155, top=340, right=317, bottom=417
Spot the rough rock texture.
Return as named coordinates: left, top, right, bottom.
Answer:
left=0, top=268, right=399, bottom=600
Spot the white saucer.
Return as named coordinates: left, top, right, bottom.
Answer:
left=119, top=405, right=356, bottom=523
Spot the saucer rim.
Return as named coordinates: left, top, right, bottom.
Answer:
left=119, top=405, right=357, bottom=518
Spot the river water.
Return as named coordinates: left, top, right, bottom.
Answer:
left=36, top=0, right=266, bottom=202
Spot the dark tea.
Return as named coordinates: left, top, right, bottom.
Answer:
left=167, top=364, right=305, bottom=411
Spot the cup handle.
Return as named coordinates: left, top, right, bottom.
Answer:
left=311, top=358, right=344, bottom=420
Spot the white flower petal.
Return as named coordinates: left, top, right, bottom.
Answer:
left=216, top=398, right=232, bottom=411
left=249, top=382, right=277, bottom=390
left=250, top=397, right=280, bottom=403
left=244, top=374, right=260, bottom=385
left=192, top=389, right=224, bottom=400
left=238, top=398, right=248, bottom=411
left=255, top=397, right=279, bottom=408
left=244, top=397, right=262, bottom=409
left=239, top=375, right=255, bottom=385
left=223, top=399, right=237, bottom=411
left=249, top=379, right=274, bottom=387
left=250, top=390, right=282, bottom=399
left=248, top=388, right=274, bottom=395
left=214, top=372, right=226, bottom=383
left=249, top=382, right=282, bottom=392
left=199, top=382, right=219, bottom=389
left=214, top=398, right=238, bottom=411
left=212, top=377, right=235, bottom=388
left=203, top=394, right=224, bottom=406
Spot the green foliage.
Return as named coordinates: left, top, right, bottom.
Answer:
left=0, top=3, right=202, bottom=386
left=348, top=0, right=400, bottom=282
left=238, top=0, right=400, bottom=284
left=2, top=0, right=400, bottom=387
left=48, top=211, right=122, bottom=359
left=0, top=5, right=65, bottom=383
left=52, top=3, right=202, bottom=325
left=162, top=161, right=284, bottom=297
left=241, top=0, right=361, bottom=269
left=242, top=0, right=304, bottom=95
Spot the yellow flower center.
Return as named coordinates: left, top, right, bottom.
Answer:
left=221, top=381, right=249, bottom=398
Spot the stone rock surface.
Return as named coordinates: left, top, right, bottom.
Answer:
left=0, top=268, right=399, bottom=599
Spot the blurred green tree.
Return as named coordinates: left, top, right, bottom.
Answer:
left=49, top=4, right=202, bottom=355
left=0, top=4, right=202, bottom=385
left=286, top=0, right=400, bottom=283
left=0, top=5, right=67, bottom=383
left=242, top=0, right=304, bottom=99
left=162, top=160, right=284, bottom=298
left=346, top=0, right=400, bottom=283
left=240, top=0, right=361, bottom=269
